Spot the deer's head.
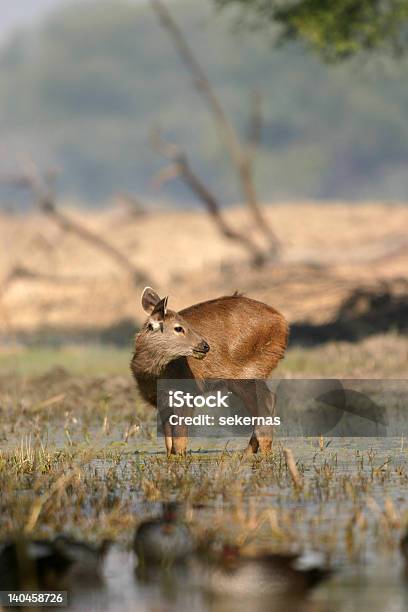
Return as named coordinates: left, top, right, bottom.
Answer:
left=140, top=287, right=210, bottom=362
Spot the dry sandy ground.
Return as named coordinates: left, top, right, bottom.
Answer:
left=0, top=201, right=407, bottom=336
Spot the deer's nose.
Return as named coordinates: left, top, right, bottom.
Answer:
left=199, top=340, right=210, bottom=353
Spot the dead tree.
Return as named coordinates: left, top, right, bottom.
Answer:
left=1, top=162, right=150, bottom=286
left=152, top=129, right=266, bottom=266
left=150, top=0, right=280, bottom=257
left=115, top=192, right=147, bottom=218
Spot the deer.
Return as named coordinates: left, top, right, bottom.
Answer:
left=131, top=287, right=288, bottom=456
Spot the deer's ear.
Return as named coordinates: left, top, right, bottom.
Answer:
left=150, top=296, right=168, bottom=323
left=141, top=287, right=161, bottom=314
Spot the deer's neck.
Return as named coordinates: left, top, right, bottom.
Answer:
left=131, top=332, right=173, bottom=378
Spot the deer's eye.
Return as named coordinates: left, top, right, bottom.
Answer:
left=174, top=325, right=184, bottom=334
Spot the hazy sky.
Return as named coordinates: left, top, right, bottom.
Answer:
left=0, top=0, right=145, bottom=42
left=0, top=0, right=68, bottom=40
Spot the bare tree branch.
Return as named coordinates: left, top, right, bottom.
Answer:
left=2, top=163, right=150, bottom=286
left=1, top=264, right=98, bottom=284
left=150, top=0, right=280, bottom=256
left=247, top=90, right=263, bottom=160
left=115, top=192, right=147, bottom=218
left=151, top=129, right=266, bottom=266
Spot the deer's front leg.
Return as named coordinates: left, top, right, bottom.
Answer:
left=161, top=417, right=187, bottom=456
left=157, top=393, right=174, bottom=456
left=163, top=418, right=173, bottom=456
left=170, top=405, right=191, bottom=456
left=158, top=394, right=189, bottom=456
left=171, top=421, right=188, bottom=455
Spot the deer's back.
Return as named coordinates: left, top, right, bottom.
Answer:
left=180, top=295, right=288, bottom=379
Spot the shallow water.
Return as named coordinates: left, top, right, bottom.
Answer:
left=53, top=437, right=408, bottom=612
left=2, top=369, right=408, bottom=612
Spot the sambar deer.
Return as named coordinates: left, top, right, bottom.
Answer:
left=131, top=288, right=288, bottom=455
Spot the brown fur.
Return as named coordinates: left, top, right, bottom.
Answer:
left=131, top=290, right=289, bottom=456
left=180, top=295, right=288, bottom=379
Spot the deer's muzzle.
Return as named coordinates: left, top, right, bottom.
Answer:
left=192, top=340, right=210, bottom=358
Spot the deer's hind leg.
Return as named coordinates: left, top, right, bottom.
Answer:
left=253, top=382, right=276, bottom=454
left=229, top=381, right=275, bottom=455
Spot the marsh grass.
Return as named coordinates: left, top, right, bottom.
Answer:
left=2, top=332, right=407, bottom=377
left=0, top=338, right=407, bottom=572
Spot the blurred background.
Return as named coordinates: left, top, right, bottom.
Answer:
left=2, top=7, right=408, bottom=608
left=0, top=0, right=407, bottom=362
left=2, top=0, right=408, bottom=203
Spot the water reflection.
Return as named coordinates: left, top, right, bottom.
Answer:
left=65, top=547, right=408, bottom=612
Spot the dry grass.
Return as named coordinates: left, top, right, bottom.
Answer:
left=0, top=201, right=407, bottom=334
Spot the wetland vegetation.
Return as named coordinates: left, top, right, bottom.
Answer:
left=1, top=337, right=407, bottom=610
